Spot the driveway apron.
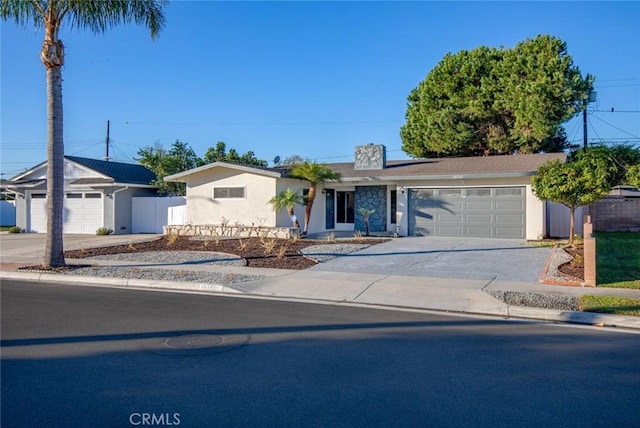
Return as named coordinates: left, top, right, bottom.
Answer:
left=310, top=237, right=552, bottom=283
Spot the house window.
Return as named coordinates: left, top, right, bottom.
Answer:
left=390, top=190, right=397, bottom=224
left=336, top=191, right=354, bottom=224
left=66, top=193, right=83, bottom=199
left=213, top=186, right=245, bottom=199
left=31, top=193, right=46, bottom=199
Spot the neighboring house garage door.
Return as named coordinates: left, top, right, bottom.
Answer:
left=64, top=193, right=103, bottom=233
left=408, top=187, right=526, bottom=238
left=28, top=192, right=103, bottom=233
left=29, top=194, right=47, bottom=233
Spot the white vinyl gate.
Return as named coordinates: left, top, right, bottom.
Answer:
left=132, top=197, right=186, bottom=233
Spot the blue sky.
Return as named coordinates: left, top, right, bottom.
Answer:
left=2, top=1, right=639, bottom=178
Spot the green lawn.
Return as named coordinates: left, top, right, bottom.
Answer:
left=580, top=295, right=640, bottom=317
left=595, top=232, right=640, bottom=289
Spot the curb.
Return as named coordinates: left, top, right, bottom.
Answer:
left=0, top=270, right=242, bottom=295
left=2, top=270, right=638, bottom=332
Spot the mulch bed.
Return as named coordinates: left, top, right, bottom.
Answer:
left=557, top=243, right=585, bottom=280
left=63, top=235, right=390, bottom=270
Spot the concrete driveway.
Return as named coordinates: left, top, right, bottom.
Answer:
left=0, top=233, right=161, bottom=261
left=312, top=236, right=552, bottom=284
left=0, top=233, right=552, bottom=285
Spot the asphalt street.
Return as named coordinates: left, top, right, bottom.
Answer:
left=2, top=280, right=639, bottom=428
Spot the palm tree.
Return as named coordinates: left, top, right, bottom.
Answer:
left=358, top=207, right=376, bottom=236
left=1, top=0, right=166, bottom=267
left=291, top=162, right=342, bottom=236
left=268, top=188, right=302, bottom=230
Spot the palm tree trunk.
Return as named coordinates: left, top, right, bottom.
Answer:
left=42, top=17, right=65, bottom=268
left=303, top=187, right=316, bottom=234
left=44, top=65, right=65, bottom=267
left=287, top=207, right=300, bottom=229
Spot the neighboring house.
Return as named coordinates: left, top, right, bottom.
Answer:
left=3, top=156, right=157, bottom=234
left=165, top=144, right=567, bottom=240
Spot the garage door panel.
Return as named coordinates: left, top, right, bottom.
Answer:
left=466, top=226, right=493, bottom=236
left=437, top=226, right=464, bottom=236
left=495, top=227, right=524, bottom=237
left=436, top=212, right=463, bottom=222
left=496, top=213, right=524, bottom=223
left=495, top=200, right=524, bottom=210
left=466, top=200, right=492, bottom=210
left=466, top=213, right=492, bottom=223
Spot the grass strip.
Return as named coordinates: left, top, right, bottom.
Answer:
left=579, top=295, right=640, bottom=317
left=595, top=232, right=640, bottom=289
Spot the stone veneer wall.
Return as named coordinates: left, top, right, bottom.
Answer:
left=164, top=224, right=295, bottom=239
left=355, top=185, right=387, bottom=233
left=354, top=144, right=386, bottom=170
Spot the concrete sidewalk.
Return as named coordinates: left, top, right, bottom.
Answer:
left=1, top=233, right=639, bottom=331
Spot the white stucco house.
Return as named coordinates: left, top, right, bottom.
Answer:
left=165, top=144, right=567, bottom=240
left=4, top=156, right=158, bottom=234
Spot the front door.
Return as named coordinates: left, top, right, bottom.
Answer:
left=325, top=189, right=335, bottom=229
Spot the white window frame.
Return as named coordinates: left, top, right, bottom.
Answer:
left=212, top=186, right=246, bottom=200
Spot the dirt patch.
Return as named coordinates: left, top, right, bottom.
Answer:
left=63, top=236, right=390, bottom=270
left=557, top=243, right=584, bottom=280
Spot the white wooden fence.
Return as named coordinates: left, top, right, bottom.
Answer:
left=132, top=197, right=186, bottom=234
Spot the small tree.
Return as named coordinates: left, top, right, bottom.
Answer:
left=269, top=188, right=302, bottom=230
left=203, top=141, right=267, bottom=166
left=358, top=208, right=376, bottom=236
left=137, top=140, right=201, bottom=195
left=626, top=164, right=640, bottom=189
left=275, top=154, right=308, bottom=166
left=533, top=150, right=612, bottom=245
left=291, top=162, right=342, bottom=236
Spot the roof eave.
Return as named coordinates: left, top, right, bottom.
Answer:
left=3, top=179, right=46, bottom=189
left=338, top=172, right=537, bottom=182
left=73, top=182, right=157, bottom=189
left=165, top=162, right=282, bottom=182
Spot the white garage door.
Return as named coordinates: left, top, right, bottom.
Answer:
left=63, top=193, right=103, bottom=233
left=408, top=187, right=526, bottom=238
left=29, top=194, right=48, bottom=233
left=28, top=192, right=103, bottom=234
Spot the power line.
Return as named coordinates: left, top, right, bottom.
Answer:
left=589, top=114, right=640, bottom=139
left=591, top=110, right=640, bottom=113
left=595, top=83, right=640, bottom=88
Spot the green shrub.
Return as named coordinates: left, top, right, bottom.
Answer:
left=96, top=227, right=113, bottom=236
left=8, top=226, right=22, bottom=233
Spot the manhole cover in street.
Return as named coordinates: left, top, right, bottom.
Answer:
left=146, top=334, right=249, bottom=356
left=165, top=334, right=223, bottom=349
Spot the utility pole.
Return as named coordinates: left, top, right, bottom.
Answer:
left=104, top=120, right=111, bottom=161
left=583, top=74, right=596, bottom=150
left=583, top=102, right=588, bottom=149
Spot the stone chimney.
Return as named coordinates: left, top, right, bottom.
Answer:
left=354, top=144, right=386, bottom=170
